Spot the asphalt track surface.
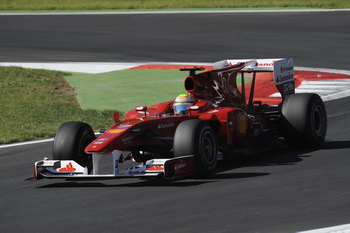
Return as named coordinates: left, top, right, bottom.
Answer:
left=1, top=11, right=350, bottom=233
left=1, top=11, right=350, bottom=70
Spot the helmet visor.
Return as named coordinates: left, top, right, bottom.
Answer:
left=174, top=103, right=192, bottom=112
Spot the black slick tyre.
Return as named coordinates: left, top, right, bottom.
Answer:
left=52, top=121, right=95, bottom=172
left=281, top=93, right=327, bottom=148
left=173, top=119, right=218, bottom=176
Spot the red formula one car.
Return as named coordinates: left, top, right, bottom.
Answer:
left=32, top=58, right=327, bottom=180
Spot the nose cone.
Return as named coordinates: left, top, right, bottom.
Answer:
left=84, top=122, right=135, bottom=153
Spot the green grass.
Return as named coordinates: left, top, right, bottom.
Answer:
left=65, top=69, right=251, bottom=112
left=65, top=69, right=186, bottom=112
left=0, top=0, right=348, bottom=11
left=0, top=67, right=115, bottom=144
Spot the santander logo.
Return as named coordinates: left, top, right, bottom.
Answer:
left=158, top=122, right=175, bottom=129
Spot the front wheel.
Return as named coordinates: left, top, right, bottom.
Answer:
left=173, top=119, right=218, bottom=176
left=281, top=93, right=327, bottom=148
left=52, top=121, right=95, bottom=172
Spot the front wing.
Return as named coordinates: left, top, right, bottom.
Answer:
left=31, top=154, right=195, bottom=180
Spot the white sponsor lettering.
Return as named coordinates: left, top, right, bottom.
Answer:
left=274, top=58, right=294, bottom=85
left=283, top=82, right=294, bottom=92
left=158, top=122, right=175, bottom=129
left=122, top=136, right=134, bottom=143
left=174, top=163, right=187, bottom=170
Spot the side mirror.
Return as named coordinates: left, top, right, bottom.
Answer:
left=135, top=106, right=148, bottom=118
left=114, top=112, right=120, bottom=123
left=135, top=106, right=148, bottom=112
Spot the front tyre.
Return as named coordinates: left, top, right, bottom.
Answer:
left=281, top=93, right=327, bottom=148
left=173, top=119, right=218, bottom=176
left=52, top=121, right=95, bottom=172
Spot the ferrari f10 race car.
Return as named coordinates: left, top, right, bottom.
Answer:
left=31, top=58, right=327, bottom=181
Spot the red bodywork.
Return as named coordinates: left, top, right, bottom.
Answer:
left=85, top=62, right=282, bottom=159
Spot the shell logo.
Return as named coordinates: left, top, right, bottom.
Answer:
left=237, top=114, right=248, bottom=136
left=108, top=129, right=125, bottom=134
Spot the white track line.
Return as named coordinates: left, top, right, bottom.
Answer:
left=297, top=223, right=350, bottom=233
left=296, top=66, right=350, bottom=76
left=0, top=62, right=213, bottom=74
left=0, top=138, right=54, bottom=149
left=0, top=9, right=350, bottom=16
left=0, top=132, right=102, bottom=149
left=0, top=62, right=145, bottom=74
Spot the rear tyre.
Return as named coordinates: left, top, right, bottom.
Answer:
left=173, top=119, right=217, bottom=176
left=52, top=121, right=95, bottom=172
left=281, top=93, right=327, bottom=148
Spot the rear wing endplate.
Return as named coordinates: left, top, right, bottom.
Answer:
left=214, top=58, right=295, bottom=96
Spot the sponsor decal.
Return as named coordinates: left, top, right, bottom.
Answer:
left=94, top=137, right=109, bottom=144
left=258, top=62, right=274, bottom=67
left=158, top=122, right=175, bottom=129
left=208, top=110, right=219, bottom=113
left=174, top=162, right=187, bottom=170
left=275, top=73, right=294, bottom=84
left=229, top=60, right=274, bottom=67
left=58, top=162, right=76, bottom=172
left=108, top=129, right=125, bottom=134
left=149, top=160, right=166, bottom=164
left=253, top=128, right=260, bottom=136
left=43, top=161, right=56, bottom=165
left=252, top=123, right=262, bottom=136
left=283, top=82, right=294, bottom=92
left=122, top=136, right=134, bottom=143
left=118, top=124, right=132, bottom=128
left=280, top=66, right=293, bottom=73
left=146, top=166, right=164, bottom=171
left=274, top=58, right=294, bottom=85
left=237, top=113, right=248, bottom=136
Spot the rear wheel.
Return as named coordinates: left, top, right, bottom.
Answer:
left=281, top=93, right=327, bottom=148
left=173, top=119, right=218, bottom=175
left=52, top=121, right=95, bottom=172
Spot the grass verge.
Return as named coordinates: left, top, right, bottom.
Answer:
left=65, top=69, right=186, bottom=112
left=0, top=0, right=348, bottom=11
left=0, top=67, right=115, bottom=144
left=65, top=68, right=251, bottom=113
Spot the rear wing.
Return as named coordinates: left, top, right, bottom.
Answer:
left=214, top=58, right=295, bottom=96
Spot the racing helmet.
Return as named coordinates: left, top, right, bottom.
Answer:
left=173, top=94, right=195, bottom=115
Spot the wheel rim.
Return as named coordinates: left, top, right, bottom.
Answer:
left=201, top=131, right=217, bottom=165
left=313, top=105, right=326, bottom=137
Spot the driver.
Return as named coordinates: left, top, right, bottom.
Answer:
left=173, top=93, right=195, bottom=115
